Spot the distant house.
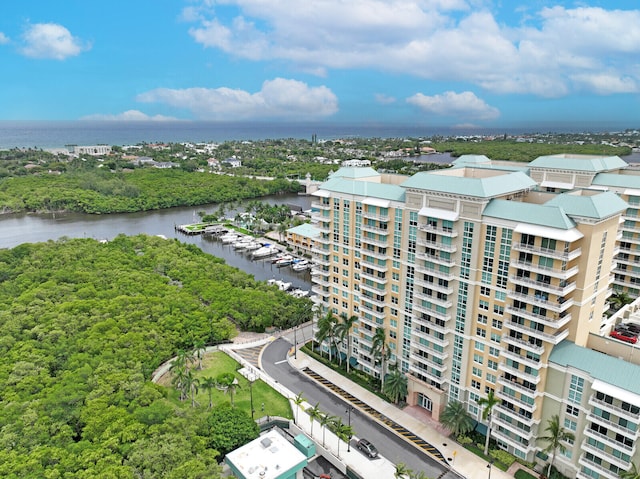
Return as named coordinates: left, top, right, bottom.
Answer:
left=69, top=145, right=112, bottom=156
left=341, top=159, right=371, bottom=167
left=223, top=157, right=242, bottom=168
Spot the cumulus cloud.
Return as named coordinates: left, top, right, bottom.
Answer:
left=406, top=91, right=500, bottom=121
left=0, top=32, right=9, bottom=45
left=81, top=110, right=179, bottom=121
left=375, top=93, right=396, bottom=105
left=183, top=1, right=640, bottom=97
left=20, top=23, right=90, bottom=59
left=136, top=78, right=338, bottom=120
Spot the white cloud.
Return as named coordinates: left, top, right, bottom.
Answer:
left=184, top=1, right=640, bottom=97
left=406, top=91, right=500, bottom=120
left=0, top=32, right=9, bottom=45
left=375, top=93, right=396, bottom=105
left=136, top=78, right=338, bottom=120
left=81, top=110, right=179, bottom=121
left=20, top=23, right=90, bottom=60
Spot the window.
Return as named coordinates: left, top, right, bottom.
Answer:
left=564, top=419, right=577, bottom=431
left=568, top=375, right=584, bottom=404
left=475, top=341, right=485, bottom=351
left=471, top=379, right=481, bottom=390
left=566, top=405, right=579, bottom=417
left=478, top=314, right=488, bottom=324
left=479, top=300, right=489, bottom=310
left=473, top=354, right=484, bottom=365
left=492, top=319, right=503, bottom=329
left=476, top=328, right=487, bottom=338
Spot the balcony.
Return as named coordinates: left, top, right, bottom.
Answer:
left=506, top=290, right=574, bottom=313
left=417, top=223, right=458, bottom=237
left=414, top=277, right=453, bottom=295
left=416, top=251, right=456, bottom=267
left=361, top=235, right=389, bottom=247
left=413, top=302, right=452, bottom=322
left=588, top=395, right=640, bottom=422
left=360, top=293, right=387, bottom=308
left=409, top=363, right=447, bottom=385
left=509, top=275, right=577, bottom=297
left=497, top=355, right=541, bottom=377
left=497, top=375, right=541, bottom=397
left=496, top=389, right=537, bottom=413
left=359, top=303, right=386, bottom=321
left=492, top=413, right=533, bottom=437
left=362, top=211, right=389, bottom=222
left=412, top=340, right=449, bottom=360
left=578, top=455, right=621, bottom=479
left=360, top=258, right=388, bottom=272
left=410, top=351, right=448, bottom=372
left=512, top=242, right=582, bottom=261
left=588, top=412, right=639, bottom=439
left=413, top=315, right=452, bottom=334
left=581, top=439, right=632, bottom=470
left=361, top=223, right=390, bottom=235
left=506, top=305, right=572, bottom=329
left=360, top=281, right=386, bottom=295
left=358, top=315, right=379, bottom=330
left=362, top=249, right=389, bottom=261
left=412, top=327, right=450, bottom=348
left=313, top=255, right=331, bottom=267
left=416, top=237, right=457, bottom=253
left=311, top=201, right=331, bottom=211
left=491, top=428, right=534, bottom=454
left=415, top=263, right=455, bottom=281
left=495, top=403, right=540, bottom=426
left=413, top=290, right=452, bottom=309
left=583, top=427, right=636, bottom=456
left=511, top=259, right=579, bottom=280
left=311, top=276, right=330, bottom=287
left=506, top=320, right=570, bottom=345
left=360, top=270, right=388, bottom=285
left=501, top=334, right=545, bottom=356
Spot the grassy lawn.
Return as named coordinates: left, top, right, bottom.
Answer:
left=515, top=469, right=538, bottom=479
left=165, top=351, right=292, bottom=419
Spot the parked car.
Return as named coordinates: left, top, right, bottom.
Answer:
left=356, top=438, right=378, bottom=458
left=610, top=330, right=638, bottom=344
left=619, top=322, right=640, bottom=334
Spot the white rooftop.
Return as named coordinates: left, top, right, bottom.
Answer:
left=225, top=430, right=306, bottom=479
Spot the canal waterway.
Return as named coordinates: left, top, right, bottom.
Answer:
left=0, top=194, right=315, bottom=290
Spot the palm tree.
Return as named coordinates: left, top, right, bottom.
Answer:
left=372, top=327, right=390, bottom=390
left=384, top=368, right=408, bottom=404
left=539, top=414, right=575, bottom=478
left=170, top=365, right=188, bottom=401
left=192, top=339, right=206, bottom=370
left=394, top=463, right=411, bottom=479
left=331, top=418, right=353, bottom=459
left=477, top=389, right=498, bottom=456
left=293, top=391, right=306, bottom=425
left=620, top=462, right=640, bottom=479
left=610, top=290, right=633, bottom=311
left=186, top=371, right=200, bottom=408
left=226, top=378, right=240, bottom=407
left=201, top=376, right=217, bottom=409
left=319, top=413, right=337, bottom=448
left=336, top=313, right=358, bottom=373
left=307, top=403, right=322, bottom=438
left=440, top=400, right=475, bottom=437
left=315, top=311, right=338, bottom=362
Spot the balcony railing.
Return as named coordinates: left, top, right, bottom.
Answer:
left=415, top=264, right=455, bottom=281
left=416, top=252, right=456, bottom=267
left=413, top=303, right=452, bottom=322
left=511, top=259, right=579, bottom=280
left=505, top=305, right=572, bottom=329
left=361, top=223, right=390, bottom=235
left=506, top=290, right=574, bottom=313
left=414, top=277, right=453, bottom=295
left=512, top=242, right=582, bottom=261
left=416, top=237, right=457, bottom=253
left=588, top=395, right=640, bottom=422
left=509, top=275, right=577, bottom=297
left=506, top=320, right=570, bottom=345
left=362, top=211, right=389, bottom=222
left=501, top=334, right=545, bottom=356
left=417, top=223, right=458, bottom=237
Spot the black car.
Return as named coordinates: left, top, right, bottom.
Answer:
left=621, top=323, right=640, bottom=334
left=356, top=438, right=378, bottom=458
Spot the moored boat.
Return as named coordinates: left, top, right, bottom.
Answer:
left=292, top=259, right=310, bottom=271
left=252, top=244, right=279, bottom=258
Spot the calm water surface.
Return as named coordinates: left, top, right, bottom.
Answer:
left=0, top=194, right=314, bottom=290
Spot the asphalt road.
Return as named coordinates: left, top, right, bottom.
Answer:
left=262, top=337, right=455, bottom=479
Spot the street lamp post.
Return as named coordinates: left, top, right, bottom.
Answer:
left=248, top=371, right=256, bottom=419
left=487, top=460, right=494, bottom=479
left=346, top=406, right=354, bottom=452
left=294, top=325, right=298, bottom=359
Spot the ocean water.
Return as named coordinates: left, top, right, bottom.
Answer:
left=0, top=120, right=564, bottom=150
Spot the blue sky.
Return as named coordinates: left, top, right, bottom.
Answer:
left=1, top=0, right=639, bottom=130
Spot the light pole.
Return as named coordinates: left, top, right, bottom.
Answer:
left=294, top=325, right=298, bottom=359
left=346, top=406, right=354, bottom=452
left=248, top=370, right=257, bottom=419
left=487, top=460, right=493, bottom=479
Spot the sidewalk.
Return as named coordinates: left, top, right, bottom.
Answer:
left=288, top=349, right=515, bottom=479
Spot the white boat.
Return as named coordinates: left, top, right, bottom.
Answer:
left=267, top=279, right=292, bottom=291
left=220, top=233, right=239, bottom=244
left=274, top=254, right=294, bottom=266
left=252, top=244, right=279, bottom=258
left=271, top=252, right=289, bottom=263
left=243, top=241, right=262, bottom=251
left=289, top=288, right=310, bottom=298
left=292, top=259, right=310, bottom=271
left=232, top=237, right=251, bottom=249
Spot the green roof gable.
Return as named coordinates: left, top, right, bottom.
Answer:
left=592, top=172, right=640, bottom=189
left=529, top=154, right=627, bottom=172
left=549, top=340, right=640, bottom=396
left=287, top=223, right=320, bottom=238
left=318, top=177, right=406, bottom=202
left=545, top=191, right=628, bottom=219
left=401, top=169, right=536, bottom=198
left=327, top=167, right=380, bottom=179
left=483, top=200, right=576, bottom=229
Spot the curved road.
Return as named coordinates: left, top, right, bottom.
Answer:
left=262, top=337, right=455, bottom=479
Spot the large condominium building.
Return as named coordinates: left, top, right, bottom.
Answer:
left=310, top=154, right=640, bottom=477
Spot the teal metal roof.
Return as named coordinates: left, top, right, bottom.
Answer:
left=328, top=167, right=381, bottom=179
left=401, top=170, right=537, bottom=198
left=451, top=155, right=492, bottom=166
left=529, top=154, right=627, bottom=172
left=549, top=340, right=640, bottom=396
left=483, top=199, right=576, bottom=229
left=592, top=172, right=640, bottom=189
left=319, top=177, right=406, bottom=201
left=287, top=223, right=320, bottom=238
left=545, top=191, right=628, bottom=219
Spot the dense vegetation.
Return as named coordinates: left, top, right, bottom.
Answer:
left=0, top=169, right=299, bottom=214
left=0, top=235, right=311, bottom=478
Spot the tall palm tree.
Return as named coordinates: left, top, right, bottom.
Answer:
left=201, top=376, right=217, bottom=409
left=315, top=311, right=338, bottom=362
left=539, top=414, right=575, bottom=478
left=384, top=368, right=408, bottom=404
left=331, top=418, right=353, bottom=459
left=372, top=327, right=390, bottom=390
left=226, top=378, right=240, bottom=408
left=620, top=462, right=640, bottom=479
left=307, top=403, right=322, bottom=438
left=192, top=339, right=206, bottom=370
left=336, top=313, right=358, bottom=373
left=319, top=413, right=338, bottom=448
left=477, top=389, right=498, bottom=456
left=170, top=365, right=188, bottom=401
left=293, top=391, right=306, bottom=425
left=440, top=400, right=475, bottom=436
